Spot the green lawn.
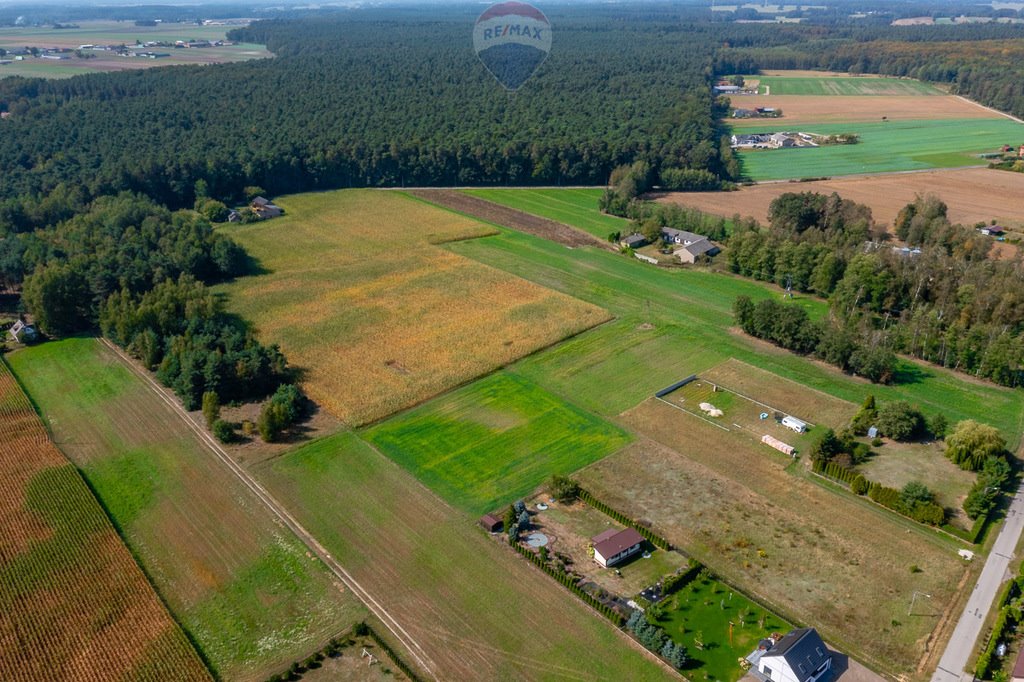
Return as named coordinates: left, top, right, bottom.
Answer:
left=363, top=372, right=631, bottom=514
left=755, top=75, right=942, bottom=96
left=258, top=431, right=673, bottom=681
left=463, top=188, right=628, bottom=240
left=734, top=118, right=1024, bottom=180
left=438, top=205, right=1023, bottom=448
left=7, top=338, right=365, bottom=680
left=659, top=576, right=792, bottom=682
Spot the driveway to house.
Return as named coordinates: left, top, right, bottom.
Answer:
left=932, top=479, right=1024, bottom=682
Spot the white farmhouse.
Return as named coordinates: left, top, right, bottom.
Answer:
left=753, top=628, right=832, bottom=682
left=591, top=528, right=644, bottom=568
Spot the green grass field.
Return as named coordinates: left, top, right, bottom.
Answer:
left=363, top=372, right=631, bottom=514
left=434, top=194, right=1024, bottom=447
left=661, top=576, right=792, bottom=682
left=258, top=431, right=673, bottom=681
left=463, top=188, right=627, bottom=240
left=735, top=118, right=1024, bottom=180
left=755, top=75, right=942, bottom=96
left=8, top=338, right=366, bottom=681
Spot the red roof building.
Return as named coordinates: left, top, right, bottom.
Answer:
left=592, top=527, right=645, bottom=568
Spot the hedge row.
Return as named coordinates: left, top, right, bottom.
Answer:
left=813, top=461, right=949, bottom=529
left=661, top=560, right=702, bottom=597
left=365, top=623, right=423, bottom=682
left=513, top=541, right=625, bottom=627
left=975, top=564, right=1024, bottom=678
left=578, top=488, right=672, bottom=550
left=814, top=460, right=858, bottom=485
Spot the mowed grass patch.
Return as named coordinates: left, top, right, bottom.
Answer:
left=755, top=75, right=942, bottom=95
left=364, top=372, right=630, bottom=514
left=0, top=360, right=210, bottom=681
left=463, top=188, right=628, bottom=240
left=218, top=189, right=609, bottom=426
left=735, top=118, right=1024, bottom=180
left=442, top=225, right=1023, bottom=446
left=578, top=406, right=968, bottom=678
left=8, top=338, right=365, bottom=681
left=258, top=431, right=673, bottom=681
left=661, top=575, right=792, bottom=682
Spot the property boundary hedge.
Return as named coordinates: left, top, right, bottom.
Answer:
left=511, top=541, right=625, bottom=627
left=264, top=623, right=422, bottom=682
left=975, top=561, right=1024, bottom=678
left=578, top=488, right=672, bottom=550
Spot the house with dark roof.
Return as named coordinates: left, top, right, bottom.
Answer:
left=250, top=197, right=283, bottom=219
left=750, top=628, right=832, bottom=682
left=591, top=527, right=644, bottom=568
left=620, top=233, right=648, bottom=250
left=662, top=227, right=720, bottom=264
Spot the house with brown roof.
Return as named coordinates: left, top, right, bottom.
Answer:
left=591, top=527, right=644, bottom=568
left=251, top=196, right=283, bottom=219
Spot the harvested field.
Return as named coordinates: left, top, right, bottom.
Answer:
left=578, top=402, right=970, bottom=679
left=0, top=358, right=209, bottom=682
left=259, top=431, right=673, bottom=681
left=8, top=339, right=365, bottom=681
left=407, top=189, right=608, bottom=248
left=730, top=95, right=999, bottom=126
left=364, top=372, right=630, bottom=514
left=219, top=190, right=609, bottom=426
left=656, top=167, right=1024, bottom=230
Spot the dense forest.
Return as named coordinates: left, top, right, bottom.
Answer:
left=720, top=192, right=1024, bottom=387
left=0, top=7, right=735, bottom=208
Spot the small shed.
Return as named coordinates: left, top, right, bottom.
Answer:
left=620, top=233, right=648, bottom=250
left=9, top=320, right=38, bottom=344
left=781, top=416, right=807, bottom=433
left=479, top=513, right=503, bottom=533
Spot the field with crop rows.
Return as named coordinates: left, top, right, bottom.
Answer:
left=8, top=339, right=366, bottom=681
left=734, top=118, right=1024, bottom=180
left=257, top=431, right=673, bottom=681
left=462, top=188, right=627, bottom=240
left=218, top=189, right=609, bottom=426
left=729, top=94, right=999, bottom=126
left=364, top=372, right=631, bottom=514
left=754, top=75, right=943, bottom=96
left=0, top=358, right=210, bottom=682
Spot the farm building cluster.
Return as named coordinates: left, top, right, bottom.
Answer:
left=731, top=132, right=818, bottom=149
left=0, top=39, right=233, bottom=64
left=227, top=196, right=284, bottom=223
left=732, top=106, right=781, bottom=119
left=620, top=227, right=720, bottom=265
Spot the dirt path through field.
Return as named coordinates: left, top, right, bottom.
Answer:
left=407, top=189, right=610, bottom=249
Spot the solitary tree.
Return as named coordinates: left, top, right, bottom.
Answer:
left=946, top=420, right=1007, bottom=471
left=202, top=390, right=220, bottom=428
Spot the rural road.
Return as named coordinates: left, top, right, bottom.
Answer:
left=100, top=340, right=440, bottom=680
left=932, top=479, right=1024, bottom=682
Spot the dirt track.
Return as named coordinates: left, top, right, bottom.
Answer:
left=407, top=189, right=610, bottom=249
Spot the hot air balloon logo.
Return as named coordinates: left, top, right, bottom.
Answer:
left=473, top=2, right=551, bottom=91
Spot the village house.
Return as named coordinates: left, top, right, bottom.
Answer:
left=661, top=227, right=720, bottom=264
left=770, top=132, right=796, bottom=148
left=619, top=233, right=648, bottom=250
left=591, top=527, right=644, bottom=568
left=747, top=628, right=832, bottom=682
left=251, top=197, right=284, bottom=219
left=980, top=225, right=1005, bottom=236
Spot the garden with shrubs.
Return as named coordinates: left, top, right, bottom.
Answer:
left=810, top=395, right=1012, bottom=542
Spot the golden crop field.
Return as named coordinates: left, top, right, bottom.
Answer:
left=219, top=190, right=610, bottom=425
left=0, top=359, right=209, bottom=682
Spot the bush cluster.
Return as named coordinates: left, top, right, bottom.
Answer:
left=975, top=562, right=1024, bottom=679
left=813, top=461, right=946, bottom=526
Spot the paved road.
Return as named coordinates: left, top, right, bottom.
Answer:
left=932, top=479, right=1024, bottom=682
left=100, top=340, right=440, bottom=680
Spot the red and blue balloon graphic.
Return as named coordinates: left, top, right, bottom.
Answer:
left=473, top=2, right=551, bottom=91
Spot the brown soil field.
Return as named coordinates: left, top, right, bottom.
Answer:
left=0, top=361, right=210, bottom=682
left=220, top=190, right=611, bottom=426
left=407, top=189, right=608, bottom=249
left=577, top=399, right=971, bottom=680
left=729, top=95, right=997, bottom=126
left=656, top=167, right=1024, bottom=231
